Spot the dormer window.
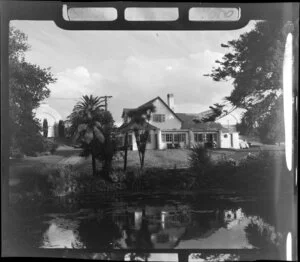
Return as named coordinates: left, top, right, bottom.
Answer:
left=153, top=114, right=165, bottom=122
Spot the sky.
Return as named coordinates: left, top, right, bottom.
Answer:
left=11, top=19, right=256, bottom=126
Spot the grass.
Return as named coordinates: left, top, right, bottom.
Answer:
left=8, top=144, right=288, bottom=204
left=112, top=148, right=268, bottom=169
left=114, top=149, right=190, bottom=169
left=9, top=147, right=267, bottom=181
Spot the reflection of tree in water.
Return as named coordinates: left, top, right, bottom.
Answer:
left=245, top=217, right=282, bottom=250
left=77, top=213, right=122, bottom=249
left=190, top=253, right=240, bottom=262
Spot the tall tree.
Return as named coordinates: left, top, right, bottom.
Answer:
left=9, top=26, right=56, bottom=154
left=94, top=110, right=117, bottom=176
left=43, top=119, right=48, bottom=138
left=126, top=104, right=156, bottom=169
left=67, top=95, right=107, bottom=177
left=58, top=120, right=65, bottom=138
left=204, top=20, right=298, bottom=144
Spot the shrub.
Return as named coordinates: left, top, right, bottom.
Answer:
left=20, top=133, right=45, bottom=156
left=109, top=169, right=126, bottom=183
left=188, top=145, right=212, bottom=172
left=14, top=165, right=53, bottom=197
left=10, top=146, right=24, bottom=159
left=47, top=165, right=79, bottom=196
left=42, top=138, right=59, bottom=154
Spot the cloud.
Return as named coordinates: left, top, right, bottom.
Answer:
left=119, top=50, right=231, bottom=108
left=12, top=19, right=257, bottom=123
left=46, top=51, right=234, bottom=122
left=46, top=66, right=104, bottom=118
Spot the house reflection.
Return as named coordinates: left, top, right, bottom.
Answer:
left=38, top=204, right=282, bottom=251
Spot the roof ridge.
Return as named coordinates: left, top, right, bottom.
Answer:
left=122, top=96, right=183, bottom=123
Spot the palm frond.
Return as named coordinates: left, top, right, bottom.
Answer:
left=83, top=127, right=94, bottom=144
left=93, top=126, right=105, bottom=143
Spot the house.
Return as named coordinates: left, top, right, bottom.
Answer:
left=118, top=94, right=240, bottom=150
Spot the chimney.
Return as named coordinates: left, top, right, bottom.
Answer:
left=167, top=94, right=175, bottom=111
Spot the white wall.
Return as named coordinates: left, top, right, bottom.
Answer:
left=130, top=130, right=157, bottom=151
left=220, top=132, right=240, bottom=149
left=149, top=99, right=182, bottom=130
left=232, top=132, right=240, bottom=149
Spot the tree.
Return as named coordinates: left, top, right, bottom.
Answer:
left=9, top=26, right=56, bottom=154
left=67, top=95, right=109, bottom=177
left=204, top=20, right=298, bottom=144
left=95, top=111, right=118, bottom=175
left=43, top=119, right=48, bottom=138
left=58, top=120, right=65, bottom=138
left=126, top=103, right=156, bottom=169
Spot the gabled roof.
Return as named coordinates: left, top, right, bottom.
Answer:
left=121, top=96, right=183, bottom=123
left=118, top=120, right=158, bottom=133
left=221, top=125, right=237, bottom=133
left=176, top=113, right=223, bottom=131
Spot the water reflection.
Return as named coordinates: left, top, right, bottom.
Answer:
left=39, top=200, right=282, bottom=251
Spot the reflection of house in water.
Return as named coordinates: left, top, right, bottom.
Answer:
left=110, top=205, right=281, bottom=250
left=112, top=204, right=191, bottom=249
left=111, top=205, right=251, bottom=249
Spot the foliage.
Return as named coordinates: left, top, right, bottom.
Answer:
left=200, top=103, right=225, bottom=122
left=42, top=119, right=48, bottom=138
left=188, top=145, right=212, bottom=172
left=67, top=95, right=116, bottom=178
left=58, top=120, right=65, bottom=138
left=245, top=222, right=281, bottom=250
left=204, top=20, right=299, bottom=143
left=95, top=111, right=118, bottom=175
left=47, top=165, right=80, bottom=197
left=127, top=103, right=156, bottom=169
left=14, top=114, right=46, bottom=156
left=9, top=26, right=56, bottom=155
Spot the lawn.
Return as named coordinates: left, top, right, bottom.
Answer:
left=112, top=148, right=267, bottom=169
left=114, top=149, right=191, bottom=169
left=9, top=145, right=283, bottom=186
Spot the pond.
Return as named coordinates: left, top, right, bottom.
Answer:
left=4, top=192, right=286, bottom=260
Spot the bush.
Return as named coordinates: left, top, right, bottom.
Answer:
left=20, top=133, right=45, bottom=156
left=109, top=169, right=126, bottom=183
left=14, top=165, right=53, bottom=197
left=42, top=138, right=59, bottom=154
left=10, top=146, right=24, bottom=159
left=188, top=145, right=212, bottom=172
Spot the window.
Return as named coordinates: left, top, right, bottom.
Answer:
left=147, top=134, right=151, bottom=143
left=181, top=133, right=186, bottom=143
left=162, top=134, right=166, bottom=142
left=174, top=134, right=179, bottom=142
left=194, top=133, right=204, bottom=142
left=166, top=133, right=173, bottom=142
left=128, top=134, right=132, bottom=145
left=153, top=114, right=165, bottom=122
left=207, top=133, right=213, bottom=142
left=213, top=133, right=218, bottom=142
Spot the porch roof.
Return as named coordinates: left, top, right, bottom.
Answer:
left=118, top=120, right=158, bottom=133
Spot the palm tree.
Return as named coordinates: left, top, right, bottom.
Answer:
left=67, top=95, right=105, bottom=176
left=126, top=103, right=156, bottom=169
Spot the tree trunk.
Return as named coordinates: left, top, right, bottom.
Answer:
left=138, top=149, right=143, bottom=168
left=141, top=152, right=145, bottom=170
left=92, top=153, right=96, bottom=176
left=123, top=132, right=128, bottom=171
